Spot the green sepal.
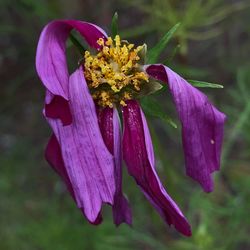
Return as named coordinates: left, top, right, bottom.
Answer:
left=111, top=12, right=118, bottom=38
left=147, top=23, right=180, bottom=64
left=188, top=80, right=224, bottom=89
left=140, top=96, right=177, bottom=129
left=136, top=78, right=163, bottom=98
left=137, top=43, right=147, bottom=65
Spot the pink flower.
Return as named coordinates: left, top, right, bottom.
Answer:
left=36, top=19, right=226, bottom=237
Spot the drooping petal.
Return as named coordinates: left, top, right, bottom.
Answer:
left=45, top=134, right=74, bottom=197
left=45, top=134, right=103, bottom=225
left=145, top=64, right=226, bottom=192
left=97, top=107, right=132, bottom=226
left=45, top=68, right=115, bottom=223
left=122, top=100, right=191, bottom=236
left=36, top=20, right=107, bottom=100
left=36, top=20, right=107, bottom=125
left=45, top=95, right=72, bottom=126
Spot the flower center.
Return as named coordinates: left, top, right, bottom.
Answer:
left=83, top=35, right=149, bottom=107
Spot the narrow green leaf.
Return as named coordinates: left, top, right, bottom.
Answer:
left=111, top=12, right=118, bottom=38
left=147, top=23, right=180, bottom=64
left=69, top=33, right=86, bottom=54
left=140, top=96, right=177, bottom=129
left=188, top=80, right=224, bottom=89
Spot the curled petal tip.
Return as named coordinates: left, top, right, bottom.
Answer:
left=36, top=19, right=107, bottom=99
left=146, top=64, right=226, bottom=192
left=113, top=196, right=133, bottom=227
left=88, top=212, right=103, bottom=225
left=123, top=100, right=191, bottom=236
left=45, top=95, right=72, bottom=126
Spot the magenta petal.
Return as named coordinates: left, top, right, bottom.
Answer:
left=45, top=133, right=75, bottom=198
left=90, top=212, right=103, bottom=225
left=45, top=68, right=115, bottom=223
left=45, top=95, right=72, bottom=126
left=146, top=64, right=226, bottom=192
left=122, top=100, right=191, bottom=236
left=36, top=20, right=107, bottom=100
left=45, top=134, right=103, bottom=225
left=97, top=107, right=132, bottom=226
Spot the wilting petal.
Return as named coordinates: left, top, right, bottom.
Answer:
left=45, top=68, right=115, bottom=223
left=145, top=64, right=226, bottom=192
left=123, top=100, right=191, bottom=236
left=97, top=107, right=132, bottom=226
left=45, top=95, right=72, bottom=126
left=36, top=20, right=106, bottom=100
left=36, top=20, right=107, bottom=100
left=45, top=134, right=74, bottom=197
left=45, top=134, right=103, bottom=225
left=36, top=20, right=107, bottom=125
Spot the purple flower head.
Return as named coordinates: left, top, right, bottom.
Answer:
left=36, top=19, right=226, bottom=237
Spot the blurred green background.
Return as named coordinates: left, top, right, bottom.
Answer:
left=1, top=0, right=250, bottom=249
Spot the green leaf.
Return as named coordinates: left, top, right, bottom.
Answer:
left=147, top=23, right=180, bottom=64
left=69, top=33, right=86, bottom=54
left=140, top=96, right=177, bottom=128
left=111, top=12, right=118, bottom=38
left=188, top=80, right=224, bottom=88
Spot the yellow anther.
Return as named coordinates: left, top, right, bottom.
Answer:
left=120, top=100, right=126, bottom=106
left=85, top=51, right=90, bottom=57
left=106, top=37, right=113, bottom=46
left=83, top=35, right=149, bottom=107
left=111, top=85, right=120, bottom=92
left=124, top=92, right=131, bottom=99
left=128, top=44, right=134, bottom=50
left=97, top=38, right=105, bottom=46
left=114, top=35, right=121, bottom=47
left=103, top=46, right=110, bottom=55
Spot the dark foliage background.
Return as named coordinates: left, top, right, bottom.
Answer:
left=1, top=0, right=250, bottom=249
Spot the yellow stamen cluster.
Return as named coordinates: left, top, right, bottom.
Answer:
left=84, top=35, right=149, bottom=107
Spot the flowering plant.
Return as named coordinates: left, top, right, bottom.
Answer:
left=36, top=17, right=226, bottom=236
